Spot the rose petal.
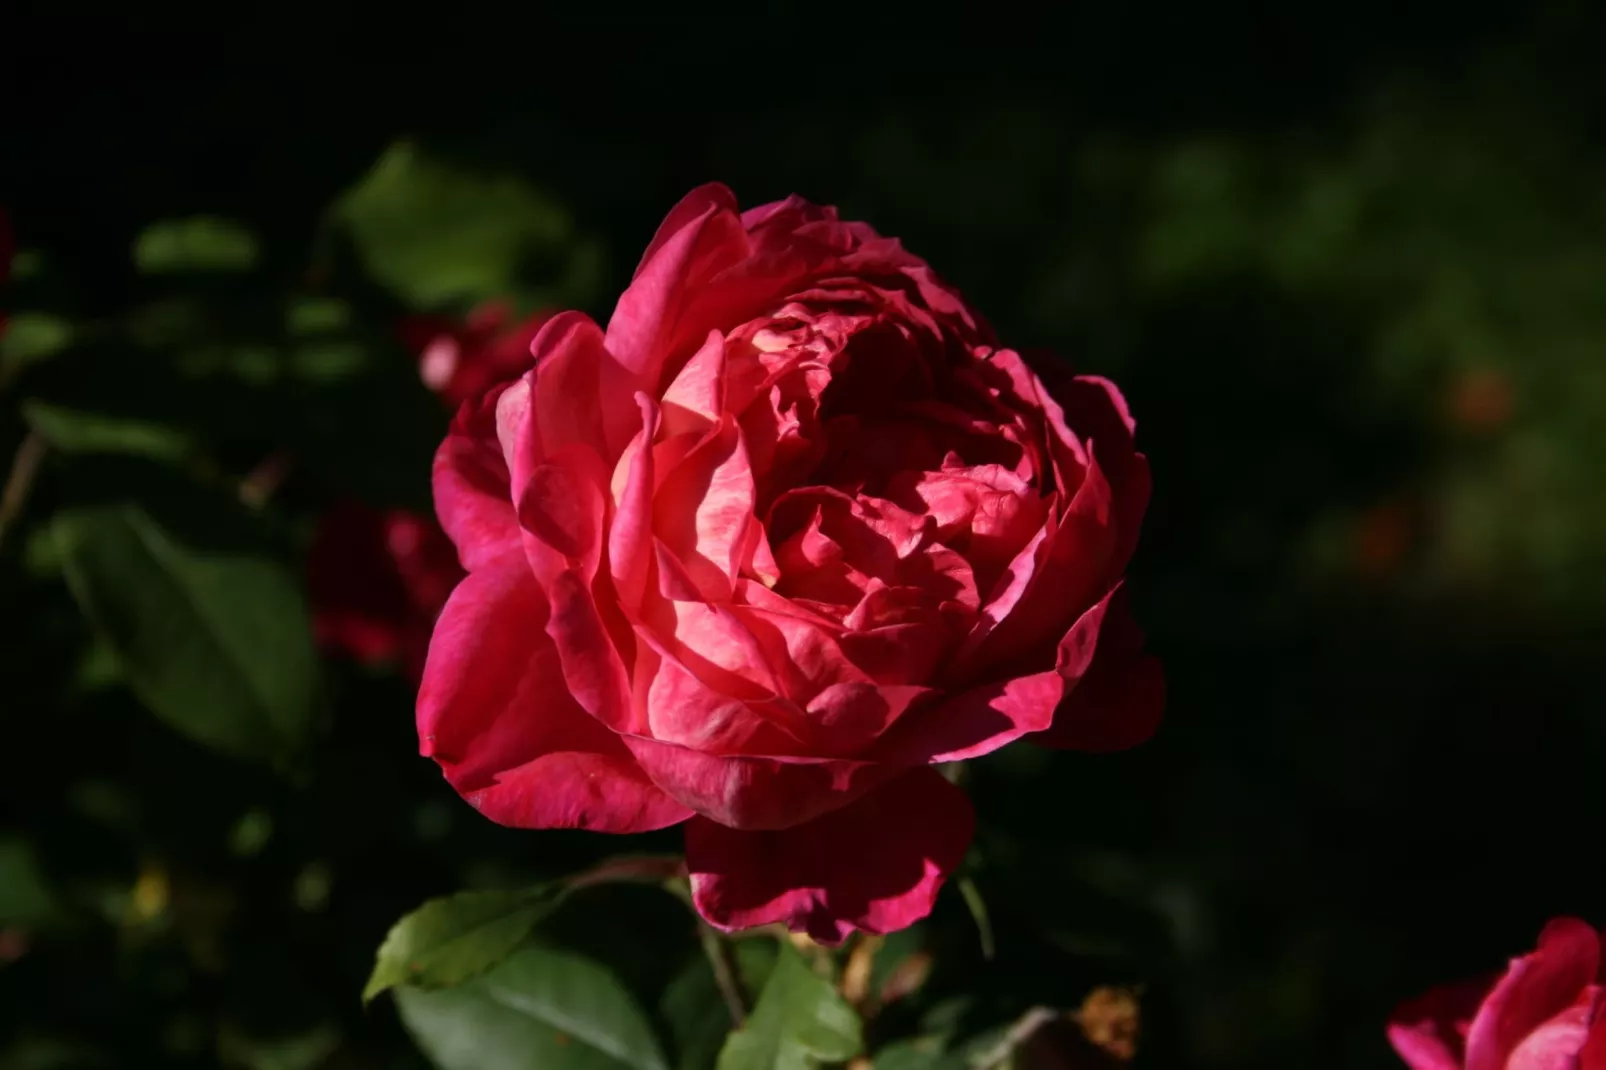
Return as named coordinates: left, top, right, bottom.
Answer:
left=686, top=768, right=974, bottom=944
left=956, top=452, right=1116, bottom=682
left=622, top=734, right=893, bottom=830
left=1465, top=918, right=1601, bottom=1070
left=545, top=568, right=640, bottom=735
left=433, top=386, right=521, bottom=571
left=1579, top=1008, right=1606, bottom=1070
left=652, top=415, right=758, bottom=600
left=1033, top=583, right=1164, bottom=752
left=1507, top=1000, right=1596, bottom=1070
left=1388, top=974, right=1495, bottom=1070
left=606, top=183, right=749, bottom=385
left=418, top=554, right=690, bottom=832
left=660, top=329, right=727, bottom=436
left=873, top=587, right=1123, bottom=766
left=527, top=311, right=640, bottom=463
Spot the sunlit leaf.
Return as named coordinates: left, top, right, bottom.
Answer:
left=716, top=942, right=862, bottom=1070
left=365, top=886, right=565, bottom=1003
left=332, top=140, right=585, bottom=310
left=396, top=945, right=669, bottom=1070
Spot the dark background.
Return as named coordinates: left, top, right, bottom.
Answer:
left=4, top=6, right=1604, bottom=1068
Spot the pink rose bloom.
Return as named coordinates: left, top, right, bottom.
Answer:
left=418, top=185, right=1162, bottom=942
left=308, top=305, right=552, bottom=681
left=1389, top=918, right=1606, bottom=1070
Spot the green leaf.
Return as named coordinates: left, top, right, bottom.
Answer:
left=332, top=140, right=580, bottom=310
left=134, top=217, right=259, bottom=274
left=364, top=886, right=565, bottom=1003
left=23, top=400, right=196, bottom=460
left=716, top=942, right=862, bottom=1070
left=396, top=945, right=669, bottom=1070
left=53, top=478, right=319, bottom=767
left=661, top=939, right=778, bottom=1070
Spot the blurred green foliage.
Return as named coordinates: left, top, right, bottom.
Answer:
left=3, top=6, right=1605, bottom=1069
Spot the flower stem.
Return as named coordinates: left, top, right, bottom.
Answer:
left=0, top=431, right=47, bottom=554
left=698, top=920, right=747, bottom=1027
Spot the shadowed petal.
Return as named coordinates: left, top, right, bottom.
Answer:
left=418, top=554, right=690, bottom=832
left=686, top=768, right=974, bottom=945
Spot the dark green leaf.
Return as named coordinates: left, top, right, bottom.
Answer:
left=23, top=400, right=196, bottom=460
left=53, top=483, right=319, bottom=767
left=396, top=945, right=669, bottom=1070
left=364, top=886, right=565, bottom=1003
left=716, top=942, right=862, bottom=1070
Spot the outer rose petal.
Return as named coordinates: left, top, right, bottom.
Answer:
left=1388, top=974, right=1492, bottom=1070
left=606, top=184, right=749, bottom=385
left=433, top=385, right=521, bottom=571
left=1033, top=584, right=1164, bottom=752
left=873, top=586, right=1125, bottom=766
left=622, top=734, right=893, bottom=831
left=686, top=768, right=974, bottom=945
left=1465, top=919, right=1601, bottom=1070
left=418, top=554, right=690, bottom=832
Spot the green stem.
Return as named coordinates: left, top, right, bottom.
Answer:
left=0, top=430, right=47, bottom=554
left=698, top=920, right=747, bottom=1027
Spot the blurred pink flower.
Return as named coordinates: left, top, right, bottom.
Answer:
left=308, top=303, right=550, bottom=681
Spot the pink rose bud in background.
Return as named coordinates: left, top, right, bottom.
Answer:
left=1388, top=917, right=1606, bottom=1070
left=417, top=185, right=1163, bottom=942
left=307, top=305, right=552, bottom=681
left=399, top=301, right=554, bottom=411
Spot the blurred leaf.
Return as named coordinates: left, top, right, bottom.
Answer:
left=53, top=479, right=319, bottom=767
left=23, top=400, right=195, bottom=460
left=0, top=1036, right=115, bottom=1070
left=396, top=945, right=669, bottom=1070
left=0, top=312, right=74, bottom=370
left=0, top=837, right=62, bottom=928
left=661, top=938, right=777, bottom=1070
left=716, top=942, right=862, bottom=1070
left=134, top=217, right=259, bottom=274
left=365, top=885, right=564, bottom=1003
left=218, top=1021, right=340, bottom=1070
left=332, top=140, right=575, bottom=310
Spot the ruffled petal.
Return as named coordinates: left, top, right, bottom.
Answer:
left=622, top=734, right=893, bottom=831
left=417, top=554, right=690, bottom=832
left=1033, top=583, right=1165, bottom=752
left=686, top=768, right=974, bottom=945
